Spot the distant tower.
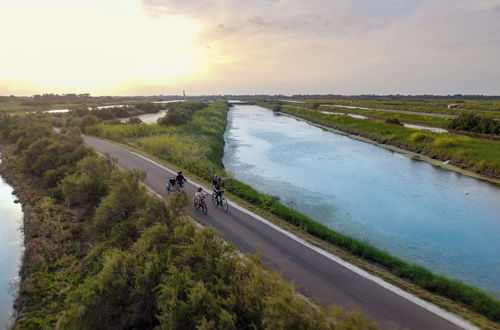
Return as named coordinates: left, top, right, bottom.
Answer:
left=183, top=90, right=186, bottom=97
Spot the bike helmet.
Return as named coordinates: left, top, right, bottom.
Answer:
left=197, top=187, right=203, bottom=192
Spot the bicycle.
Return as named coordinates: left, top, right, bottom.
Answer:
left=165, top=178, right=177, bottom=194
left=212, top=190, right=229, bottom=212
left=193, top=193, right=208, bottom=215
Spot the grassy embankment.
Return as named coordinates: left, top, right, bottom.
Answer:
left=289, top=98, right=500, bottom=118
left=83, top=100, right=500, bottom=324
left=0, top=113, right=375, bottom=329
left=0, top=95, right=166, bottom=114
left=261, top=102, right=500, bottom=180
left=316, top=105, right=452, bottom=127
left=313, top=106, right=500, bottom=138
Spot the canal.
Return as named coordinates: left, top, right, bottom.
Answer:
left=222, top=104, right=500, bottom=297
left=0, top=157, right=23, bottom=325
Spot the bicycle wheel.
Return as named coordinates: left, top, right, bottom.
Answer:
left=201, top=201, right=208, bottom=215
left=221, top=198, right=228, bottom=212
left=211, top=193, right=217, bottom=206
left=193, top=197, right=199, bottom=209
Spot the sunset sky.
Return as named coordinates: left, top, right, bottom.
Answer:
left=1, top=0, right=499, bottom=96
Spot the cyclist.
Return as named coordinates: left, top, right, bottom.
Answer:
left=212, top=175, right=224, bottom=205
left=176, top=171, right=187, bottom=189
left=194, top=187, right=205, bottom=202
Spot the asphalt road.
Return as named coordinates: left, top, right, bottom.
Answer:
left=83, top=135, right=473, bottom=330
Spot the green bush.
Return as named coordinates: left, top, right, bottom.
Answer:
left=385, top=118, right=403, bottom=126
left=79, top=114, right=101, bottom=128
left=409, top=132, right=434, bottom=143
left=449, top=113, right=500, bottom=134
left=59, top=155, right=117, bottom=211
left=127, top=116, right=143, bottom=124
left=157, top=102, right=205, bottom=126
left=87, top=170, right=147, bottom=240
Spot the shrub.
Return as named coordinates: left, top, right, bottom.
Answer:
left=449, top=113, right=500, bottom=134
left=59, top=155, right=117, bottom=211
left=127, top=117, right=143, bottom=124
left=79, top=114, right=101, bottom=128
left=157, top=102, right=205, bottom=126
left=409, top=132, right=434, bottom=143
left=385, top=118, right=403, bottom=126
left=87, top=170, right=147, bottom=240
left=431, top=137, right=456, bottom=148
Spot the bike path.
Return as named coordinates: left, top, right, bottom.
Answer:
left=83, top=135, right=474, bottom=330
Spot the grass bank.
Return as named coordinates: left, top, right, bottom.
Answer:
left=83, top=101, right=500, bottom=325
left=0, top=113, right=375, bottom=329
left=317, top=105, right=452, bottom=127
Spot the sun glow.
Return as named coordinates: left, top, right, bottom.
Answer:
left=0, top=0, right=212, bottom=95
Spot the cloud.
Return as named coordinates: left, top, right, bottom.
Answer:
left=141, top=0, right=424, bottom=38
left=7, top=0, right=498, bottom=95
left=138, top=0, right=500, bottom=94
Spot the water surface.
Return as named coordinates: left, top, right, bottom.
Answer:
left=121, top=109, right=169, bottom=124
left=223, top=105, right=500, bottom=297
left=0, top=159, right=23, bottom=324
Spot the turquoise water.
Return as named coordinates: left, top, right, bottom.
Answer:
left=121, top=109, right=168, bottom=124
left=223, top=105, right=500, bottom=297
left=0, top=166, right=23, bottom=325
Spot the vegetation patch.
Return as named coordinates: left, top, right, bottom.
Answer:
left=292, top=97, right=500, bottom=118
left=448, top=113, right=500, bottom=135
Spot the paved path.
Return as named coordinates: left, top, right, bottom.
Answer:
left=83, top=135, right=474, bottom=330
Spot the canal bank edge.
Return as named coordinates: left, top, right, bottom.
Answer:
left=0, top=146, right=38, bottom=322
left=0, top=150, right=24, bottom=325
left=274, top=109, right=500, bottom=186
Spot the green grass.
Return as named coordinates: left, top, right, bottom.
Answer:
left=316, top=105, right=452, bottom=127
left=83, top=99, right=500, bottom=323
left=0, top=100, right=31, bottom=112
left=294, top=98, right=500, bottom=118
left=85, top=100, right=228, bottom=180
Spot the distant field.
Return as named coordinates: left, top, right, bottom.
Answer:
left=281, top=98, right=500, bottom=119
left=300, top=105, right=452, bottom=127
left=0, top=97, right=162, bottom=113
left=0, top=100, right=30, bottom=112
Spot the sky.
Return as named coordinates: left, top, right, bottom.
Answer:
left=1, top=0, right=499, bottom=96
